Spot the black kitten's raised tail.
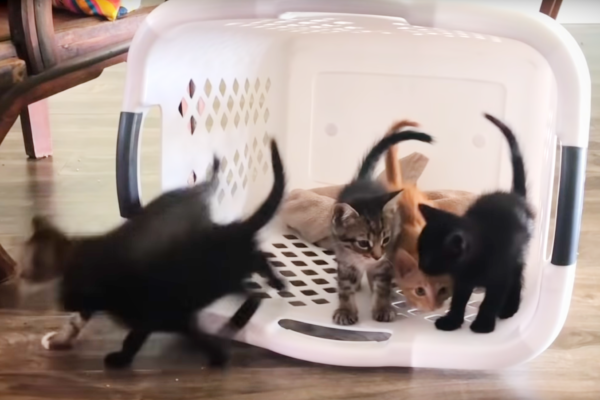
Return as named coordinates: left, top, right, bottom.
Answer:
left=356, top=131, right=433, bottom=180
left=484, top=114, right=527, bottom=198
left=241, top=139, right=286, bottom=234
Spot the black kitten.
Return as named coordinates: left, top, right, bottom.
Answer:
left=417, top=114, right=533, bottom=334
left=22, top=139, right=286, bottom=368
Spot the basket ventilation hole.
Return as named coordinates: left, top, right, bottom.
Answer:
left=188, top=79, right=196, bottom=98
left=189, top=116, right=197, bottom=135
left=178, top=98, right=188, bottom=117
left=289, top=301, right=306, bottom=307
left=204, top=79, right=212, bottom=97
left=266, top=78, right=271, bottom=93
left=219, top=79, right=227, bottom=96
left=221, top=114, right=228, bottom=130
left=227, top=96, right=234, bottom=112
left=213, top=97, right=221, bottom=114
left=205, top=115, right=214, bottom=133
left=240, top=95, right=246, bottom=110
left=233, top=79, right=240, bottom=95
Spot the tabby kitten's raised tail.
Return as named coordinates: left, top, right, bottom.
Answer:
left=332, top=129, right=433, bottom=325
left=418, top=113, right=533, bottom=333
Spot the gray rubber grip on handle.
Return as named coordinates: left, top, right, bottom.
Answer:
left=116, top=112, right=143, bottom=219
left=551, top=146, right=587, bottom=266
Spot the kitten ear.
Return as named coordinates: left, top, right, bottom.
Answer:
left=31, top=216, right=57, bottom=234
left=418, top=204, right=443, bottom=222
left=332, top=203, right=358, bottom=226
left=393, top=249, right=418, bottom=279
left=444, top=230, right=469, bottom=258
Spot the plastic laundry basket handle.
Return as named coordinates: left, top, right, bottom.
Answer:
left=551, top=146, right=587, bottom=266
left=116, top=111, right=144, bottom=219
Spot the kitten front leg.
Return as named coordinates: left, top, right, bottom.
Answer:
left=104, top=329, right=150, bottom=369
left=435, top=282, right=473, bottom=331
left=369, top=263, right=395, bottom=323
left=42, top=311, right=92, bottom=350
left=471, top=282, right=509, bottom=333
left=333, top=264, right=362, bottom=325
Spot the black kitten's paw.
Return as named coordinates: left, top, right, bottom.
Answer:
left=498, top=300, right=520, bottom=320
left=470, top=316, right=496, bottom=334
left=104, top=351, right=133, bottom=369
left=333, top=308, right=358, bottom=326
left=372, top=305, right=396, bottom=323
left=435, top=314, right=464, bottom=331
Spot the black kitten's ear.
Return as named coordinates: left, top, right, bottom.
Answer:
left=31, top=216, right=56, bottom=233
left=444, top=230, right=468, bottom=258
left=418, top=204, right=441, bottom=222
left=332, top=203, right=358, bottom=226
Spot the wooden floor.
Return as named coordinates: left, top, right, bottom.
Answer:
left=0, top=24, right=599, bottom=400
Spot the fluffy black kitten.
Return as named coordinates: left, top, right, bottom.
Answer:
left=22, top=139, right=286, bottom=368
left=417, top=113, right=533, bottom=334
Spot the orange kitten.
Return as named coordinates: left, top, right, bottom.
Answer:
left=384, top=120, right=453, bottom=312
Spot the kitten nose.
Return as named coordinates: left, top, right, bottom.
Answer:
left=371, top=246, right=383, bottom=260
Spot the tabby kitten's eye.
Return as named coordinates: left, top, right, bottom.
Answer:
left=382, top=236, right=390, bottom=245
left=356, top=240, right=371, bottom=250
left=415, top=287, right=426, bottom=296
left=438, top=287, right=447, bottom=296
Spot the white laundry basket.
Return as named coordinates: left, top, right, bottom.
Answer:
left=115, top=0, right=590, bottom=370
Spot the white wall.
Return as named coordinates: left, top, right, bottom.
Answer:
left=442, top=0, right=600, bottom=24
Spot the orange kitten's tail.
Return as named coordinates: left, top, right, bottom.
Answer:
left=384, top=120, right=420, bottom=191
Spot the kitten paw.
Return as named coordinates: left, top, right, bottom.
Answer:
left=41, top=332, right=74, bottom=351
left=498, top=302, right=520, bottom=320
left=372, top=306, right=396, bottom=323
left=333, top=308, right=358, bottom=326
left=104, top=352, right=133, bottom=369
left=434, top=315, right=464, bottom=331
left=470, top=317, right=496, bottom=334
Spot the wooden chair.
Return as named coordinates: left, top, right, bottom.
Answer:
left=0, top=0, right=158, bottom=284
left=0, top=0, right=565, bottom=284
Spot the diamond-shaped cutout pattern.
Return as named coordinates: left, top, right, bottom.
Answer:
left=233, top=79, right=240, bottom=94
left=179, top=98, right=188, bottom=117
left=227, top=96, right=234, bottom=112
left=188, top=79, right=196, bottom=98
left=205, top=115, right=214, bottom=133
left=204, top=79, right=212, bottom=96
left=213, top=97, right=221, bottom=114
left=190, top=116, right=197, bottom=135
left=219, top=79, right=227, bottom=96
left=221, top=114, right=228, bottom=130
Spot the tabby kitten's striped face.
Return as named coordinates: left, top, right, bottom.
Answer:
left=332, top=193, right=400, bottom=261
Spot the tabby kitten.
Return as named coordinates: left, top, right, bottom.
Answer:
left=332, top=130, right=434, bottom=325
left=22, top=140, right=286, bottom=368
left=418, top=114, right=533, bottom=333
left=384, top=120, right=452, bottom=312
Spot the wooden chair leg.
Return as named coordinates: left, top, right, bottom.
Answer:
left=540, top=0, right=563, bottom=19
left=0, top=243, right=17, bottom=284
left=20, top=99, right=53, bottom=159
